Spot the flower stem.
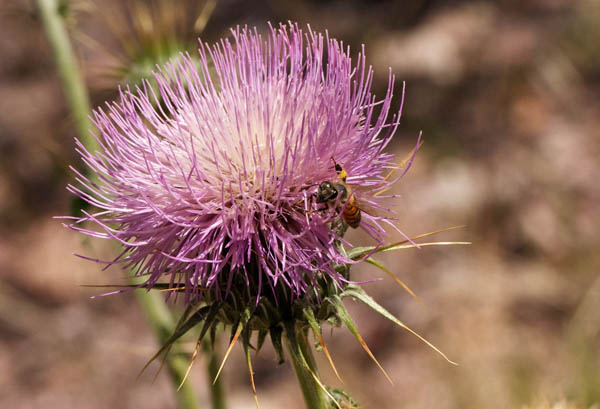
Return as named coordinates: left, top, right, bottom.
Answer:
left=35, top=0, right=98, bottom=153
left=203, top=338, right=227, bottom=409
left=286, top=326, right=330, bottom=409
left=37, top=2, right=201, bottom=408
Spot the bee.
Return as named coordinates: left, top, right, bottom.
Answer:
left=315, top=159, right=362, bottom=228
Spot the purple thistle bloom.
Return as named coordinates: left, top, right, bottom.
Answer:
left=66, top=22, right=411, bottom=304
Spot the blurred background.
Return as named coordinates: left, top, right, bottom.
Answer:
left=1, top=0, right=599, bottom=408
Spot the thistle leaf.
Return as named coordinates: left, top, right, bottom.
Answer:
left=304, top=308, right=342, bottom=382
left=363, top=257, right=420, bottom=302
left=377, top=241, right=472, bottom=252
left=346, top=246, right=376, bottom=260
left=176, top=303, right=221, bottom=390
left=348, top=225, right=467, bottom=260
left=138, top=305, right=211, bottom=378
left=374, top=226, right=467, bottom=255
left=331, top=296, right=393, bottom=385
left=176, top=305, right=215, bottom=341
left=341, top=285, right=457, bottom=365
left=150, top=303, right=196, bottom=383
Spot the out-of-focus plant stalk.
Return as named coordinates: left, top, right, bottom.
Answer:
left=286, top=327, right=330, bottom=409
left=203, top=338, right=227, bottom=409
left=36, top=1, right=201, bottom=408
left=36, top=0, right=97, bottom=153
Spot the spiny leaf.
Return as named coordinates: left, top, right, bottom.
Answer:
left=348, top=225, right=467, bottom=260
left=332, top=296, right=393, bottom=385
left=171, top=305, right=214, bottom=344
left=377, top=241, right=472, bottom=253
left=177, top=303, right=221, bottom=390
left=374, top=225, right=467, bottom=254
left=341, top=285, right=457, bottom=365
left=346, top=246, right=375, bottom=260
left=364, top=257, right=420, bottom=302
left=149, top=303, right=196, bottom=383
left=304, top=308, right=342, bottom=382
left=138, top=305, right=211, bottom=378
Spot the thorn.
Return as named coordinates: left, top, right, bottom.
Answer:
left=138, top=343, right=169, bottom=381
left=177, top=337, right=203, bottom=391
left=152, top=344, right=174, bottom=384
left=213, top=324, right=242, bottom=385
left=382, top=241, right=472, bottom=251
left=394, top=322, right=458, bottom=366
left=365, top=258, right=421, bottom=303
left=370, top=225, right=467, bottom=255
left=244, top=344, right=260, bottom=409
left=315, top=332, right=343, bottom=383
left=355, top=332, right=394, bottom=385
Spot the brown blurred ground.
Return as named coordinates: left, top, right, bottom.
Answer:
left=1, top=0, right=599, bottom=408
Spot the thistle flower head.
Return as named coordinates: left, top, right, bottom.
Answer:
left=68, top=22, right=409, bottom=307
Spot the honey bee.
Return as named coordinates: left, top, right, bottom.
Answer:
left=315, top=159, right=362, bottom=228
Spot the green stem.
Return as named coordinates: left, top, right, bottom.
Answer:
left=286, top=327, right=330, bottom=409
left=36, top=0, right=98, bottom=152
left=202, top=338, right=227, bottom=409
left=37, top=2, right=201, bottom=408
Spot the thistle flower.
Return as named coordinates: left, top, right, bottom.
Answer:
left=64, top=22, right=460, bottom=406
left=68, top=22, right=409, bottom=304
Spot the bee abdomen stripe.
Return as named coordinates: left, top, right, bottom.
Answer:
left=345, top=206, right=360, bottom=216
